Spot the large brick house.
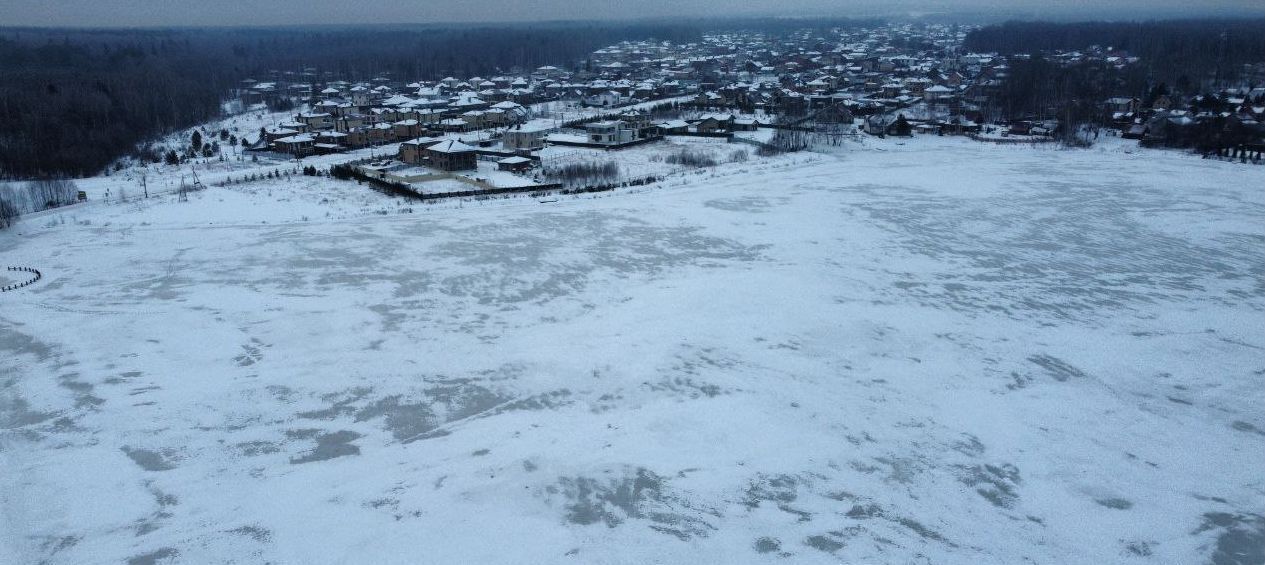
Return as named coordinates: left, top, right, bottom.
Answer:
left=425, top=140, right=478, bottom=171
left=502, top=123, right=557, bottom=152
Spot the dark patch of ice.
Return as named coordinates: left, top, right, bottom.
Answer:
left=1194, top=512, right=1265, bottom=565
left=1028, top=354, right=1087, bottom=382
left=1231, top=421, right=1265, bottom=436
left=1097, top=498, right=1134, bottom=510
left=121, top=447, right=178, bottom=472
left=805, top=535, right=844, bottom=552
left=754, top=536, right=782, bottom=553
left=956, top=463, right=1022, bottom=508
left=228, top=525, right=272, bottom=543
left=556, top=467, right=715, bottom=539
left=127, top=547, right=178, bottom=565
left=289, top=430, right=361, bottom=464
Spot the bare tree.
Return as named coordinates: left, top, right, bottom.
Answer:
left=0, top=194, right=19, bottom=229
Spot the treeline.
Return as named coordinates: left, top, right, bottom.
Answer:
left=0, top=22, right=708, bottom=180
left=965, top=19, right=1265, bottom=88
left=0, top=34, right=231, bottom=179
left=991, top=55, right=1138, bottom=124
left=196, top=22, right=708, bottom=83
left=966, top=19, right=1265, bottom=146
left=0, top=179, right=80, bottom=228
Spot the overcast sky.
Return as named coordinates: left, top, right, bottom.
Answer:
left=1, top=0, right=1262, bottom=27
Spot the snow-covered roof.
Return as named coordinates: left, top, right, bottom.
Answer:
left=427, top=140, right=477, bottom=153
left=273, top=134, right=315, bottom=143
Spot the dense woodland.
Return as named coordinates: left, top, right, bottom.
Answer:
left=0, top=22, right=713, bottom=180
left=965, top=19, right=1265, bottom=87
left=966, top=19, right=1265, bottom=146
left=966, top=20, right=1265, bottom=115
left=989, top=55, right=1138, bottom=128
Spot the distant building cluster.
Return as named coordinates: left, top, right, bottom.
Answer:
left=234, top=21, right=1264, bottom=162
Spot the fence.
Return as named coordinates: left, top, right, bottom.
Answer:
left=545, top=135, right=663, bottom=150
left=2, top=266, right=41, bottom=292
left=330, top=163, right=426, bottom=200
left=415, top=183, right=565, bottom=201
left=729, top=135, right=774, bottom=151
left=667, top=131, right=734, bottom=140
left=968, top=133, right=1056, bottom=145
left=556, top=174, right=661, bottom=195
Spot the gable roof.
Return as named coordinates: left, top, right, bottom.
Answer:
left=427, top=140, right=477, bottom=153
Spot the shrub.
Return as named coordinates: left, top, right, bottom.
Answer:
left=0, top=195, right=19, bottom=229
left=542, top=160, right=620, bottom=187
left=664, top=148, right=718, bottom=168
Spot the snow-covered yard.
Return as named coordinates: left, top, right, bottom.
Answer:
left=1, top=137, right=1262, bottom=564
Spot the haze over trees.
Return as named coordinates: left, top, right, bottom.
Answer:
left=966, top=19, right=1265, bottom=145
left=965, top=19, right=1265, bottom=87
left=966, top=19, right=1265, bottom=113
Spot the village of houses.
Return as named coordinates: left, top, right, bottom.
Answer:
left=214, top=21, right=1264, bottom=198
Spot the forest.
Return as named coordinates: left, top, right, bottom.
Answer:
left=0, top=21, right=713, bottom=180
left=965, top=19, right=1265, bottom=87
left=966, top=19, right=1265, bottom=115
left=966, top=19, right=1265, bottom=145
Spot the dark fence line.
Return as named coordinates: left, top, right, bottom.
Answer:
left=546, top=135, right=664, bottom=150
left=474, top=148, right=541, bottom=162
left=330, top=164, right=425, bottom=200
left=729, top=136, right=775, bottom=151
left=416, top=183, right=564, bottom=201
left=969, top=133, right=1056, bottom=145
left=559, top=96, right=683, bottom=128
left=762, top=123, right=816, bottom=132
left=2, top=266, right=41, bottom=292
left=557, top=174, right=662, bottom=195
left=667, top=131, right=734, bottom=139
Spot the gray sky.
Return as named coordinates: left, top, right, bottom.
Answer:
left=1, top=0, right=1262, bottom=27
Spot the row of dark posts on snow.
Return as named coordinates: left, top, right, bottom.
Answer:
left=2, top=266, right=41, bottom=292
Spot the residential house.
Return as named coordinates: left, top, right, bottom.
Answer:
left=368, top=123, right=396, bottom=144
left=296, top=112, right=335, bottom=131
left=1105, top=97, right=1140, bottom=114
left=399, top=136, right=445, bottom=164
left=585, top=120, right=636, bottom=144
left=425, top=140, right=478, bottom=171
left=657, top=120, right=689, bottom=134
left=502, top=123, right=557, bottom=152
left=692, top=113, right=735, bottom=133
left=585, top=90, right=624, bottom=107
left=272, top=133, right=316, bottom=157
left=497, top=156, right=533, bottom=173
left=392, top=119, right=426, bottom=140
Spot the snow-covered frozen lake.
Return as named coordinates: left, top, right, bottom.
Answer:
left=2, top=137, right=1262, bottom=564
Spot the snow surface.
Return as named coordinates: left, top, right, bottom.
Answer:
left=2, top=137, right=1263, bottom=564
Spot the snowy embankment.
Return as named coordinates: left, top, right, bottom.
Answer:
left=1, top=137, right=1262, bottom=565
